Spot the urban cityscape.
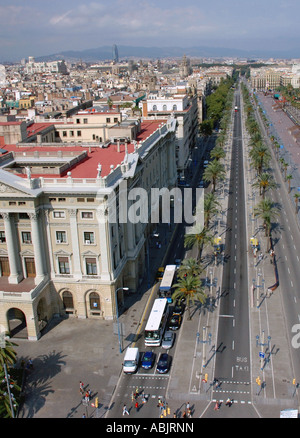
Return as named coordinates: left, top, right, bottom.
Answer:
left=1, top=1, right=300, bottom=425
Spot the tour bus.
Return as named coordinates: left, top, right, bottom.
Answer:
left=144, top=298, right=169, bottom=347
left=158, top=264, right=177, bottom=303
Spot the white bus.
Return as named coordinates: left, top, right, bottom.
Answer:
left=159, top=264, right=177, bottom=303
left=144, top=298, right=169, bottom=347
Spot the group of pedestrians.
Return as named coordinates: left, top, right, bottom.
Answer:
left=123, top=386, right=148, bottom=415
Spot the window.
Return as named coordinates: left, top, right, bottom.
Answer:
left=89, top=292, right=100, bottom=309
left=19, top=213, right=29, bottom=219
left=77, top=130, right=82, bottom=137
left=81, top=211, right=93, bottom=219
left=62, top=291, right=73, bottom=309
left=0, top=231, right=5, bottom=243
left=22, top=232, right=32, bottom=244
left=106, top=118, right=111, bottom=123
left=86, top=258, right=97, bottom=276
left=83, top=118, right=88, bottom=124
left=77, top=198, right=85, bottom=202
left=163, top=104, right=167, bottom=111
left=53, top=211, right=65, bottom=219
left=70, top=131, right=74, bottom=137
left=58, top=198, right=66, bottom=202
left=76, top=118, right=80, bottom=124
left=152, top=105, right=157, bottom=111
left=84, top=231, right=95, bottom=244
left=114, top=118, right=118, bottom=123
left=56, top=231, right=67, bottom=243
left=9, top=202, right=16, bottom=206
left=18, top=202, right=26, bottom=205
left=58, top=257, right=70, bottom=274
left=173, top=105, right=177, bottom=111
left=87, top=198, right=94, bottom=203
left=62, top=131, right=67, bottom=137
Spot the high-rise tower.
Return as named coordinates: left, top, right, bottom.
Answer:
left=112, top=44, right=119, bottom=63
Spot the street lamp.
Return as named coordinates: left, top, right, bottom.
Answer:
left=114, top=287, right=129, bottom=353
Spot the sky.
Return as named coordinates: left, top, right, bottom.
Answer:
left=0, top=0, right=299, bottom=61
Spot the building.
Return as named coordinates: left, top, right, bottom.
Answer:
left=24, top=57, right=68, bottom=75
left=0, top=117, right=177, bottom=340
left=141, top=89, right=198, bottom=177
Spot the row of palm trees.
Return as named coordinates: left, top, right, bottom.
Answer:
left=241, top=84, right=279, bottom=246
left=0, top=338, right=20, bottom=418
left=171, top=82, right=235, bottom=319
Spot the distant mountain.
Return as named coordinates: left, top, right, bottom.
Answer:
left=35, top=45, right=299, bottom=63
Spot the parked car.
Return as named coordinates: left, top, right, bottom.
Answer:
left=162, top=331, right=175, bottom=349
left=141, top=351, right=155, bottom=369
left=168, top=314, right=182, bottom=331
left=156, top=353, right=171, bottom=374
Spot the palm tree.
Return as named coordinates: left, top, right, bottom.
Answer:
left=210, top=146, right=226, bottom=162
left=254, top=198, right=280, bottom=239
left=252, top=172, right=276, bottom=199
left=172, top=275, right=206, bottom=320
left=0, top=337, right=19, bottom=418
left=177, top=257, right=203, bottom=279
left=204, top=192, right=221, bottom=228
left=184, top=226, right=214, bottom=262
left=249, top=143, right=271, bottom=175
left=203, top=160, right=225, bottom=192
left=294, top=193, right=300, bottom=214
left=286, top=174, right=292, bottom=193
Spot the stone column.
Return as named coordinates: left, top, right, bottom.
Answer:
left=1, top=213, right=22, bottom=284
left=29, top=211, right=46, bottom=285
left=96, top=205, right=112, bottom=281
left=68, top=209, right=82, bottom=280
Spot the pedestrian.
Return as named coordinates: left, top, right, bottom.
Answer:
left=88, top=389, right=92, bottom=399
left=79, top=381, right=84, bottom=394
left=135, top=401, right=139, bottom=412
left=225, top=398, right=232, bottom=407
left=214, top=401, right=220, bottom=411
left=182, top=410, right=186, bottom=418
left=85, top=391, right=90, bottom=404
left=122, top=404, right=130, bottom=416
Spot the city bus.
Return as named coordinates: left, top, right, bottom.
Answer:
left=158, top=264, right=177, bottom=303
left=144, top=298, right=169, bottom=347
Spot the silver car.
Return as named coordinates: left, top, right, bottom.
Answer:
left=162, top=331, right=174, bottom=349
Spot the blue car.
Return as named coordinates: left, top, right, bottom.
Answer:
left=156, top=353, right=171, bottom=374
left=141, top=351, right=155, bottom=369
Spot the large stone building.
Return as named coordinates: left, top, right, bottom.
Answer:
left=0, top=117, right=177, bottom=340
left=141, top=89, right=198, bottom=177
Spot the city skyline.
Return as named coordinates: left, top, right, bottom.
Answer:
left=0, top=0, right=299, bottom=62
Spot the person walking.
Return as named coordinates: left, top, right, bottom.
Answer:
left=79, top=381, right=84, bottom=394
left=135, top=401, right=139, bottom=412
left=225, top=398, right=232, bottom=407
left=122, top=404, right=130, bottom=416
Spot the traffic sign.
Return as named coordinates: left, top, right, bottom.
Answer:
left=259, top=351, right=265, bottom=359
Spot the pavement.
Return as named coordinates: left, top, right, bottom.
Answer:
left=13, top=91, right=300, bottom=419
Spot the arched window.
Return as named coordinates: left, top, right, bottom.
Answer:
left=163, top=104, right=167, bottom=111
left=152, top=105, right=157, bottom=111
left=62, top=291, right=74, bottom=309
left=89, top=292, right=100, bottom=311
left=173, top=105, right=177, bottom=111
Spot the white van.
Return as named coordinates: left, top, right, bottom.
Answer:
left=123, top=347, right=139, bottom=374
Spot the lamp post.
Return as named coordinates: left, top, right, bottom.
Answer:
left=114, top=287, right=129, bottom=353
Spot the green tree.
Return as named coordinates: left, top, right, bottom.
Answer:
left=252, top=172, right=276, bottom=199
left=204, top=192, right=221, bottom=228
left=184, top=226, right=214, bottom=262
left=203, top=160, right=225, bottom=192
left=286, top=174, right=292, bottom=193
left=210, top=145, right=226, bottom=161
left=172, top=275, right=206, bottom=320
left=254, top=198, right=279, bottom=239
left=177, top=257, right=203, bottom=279
left=0, top=338, right=19, bottom=418
left=294, top=193, right=300, bottom=214
left=249, top=143, right=271, bottom=175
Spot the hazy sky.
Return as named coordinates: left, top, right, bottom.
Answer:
left=0, top=0, right=299, bottom=61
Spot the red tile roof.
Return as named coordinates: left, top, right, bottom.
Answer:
left=2, top=119, right=165, bottom=179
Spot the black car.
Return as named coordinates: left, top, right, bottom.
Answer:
left=168, top=314, right=182, bottom=331
left=172, top=301, right=185, bottom=316
left=156, top=353, right=171, bottom=374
